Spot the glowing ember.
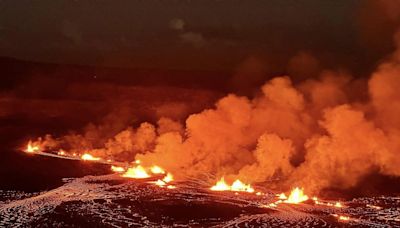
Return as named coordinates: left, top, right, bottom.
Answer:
left=25, top=141, right=40, bottom=153
left=57, top=150, right=66, bottom=156
left=278, top=193, right=288, bottom=200
left=162, top=173, right=173, bottom=183
left=150, top=165, right=165, bottom=174
left=231, top=179, right=254, bottom=193
left=314, top=199, right=345, bottom=208
left=332, top=214, right=353, bottom=222
left=153, top=179, right=167, bottom=186
left=81, top=153, right=101, bottom=161
left=122, top=165, right=150, bottom=179
left=367, top=204, right=382, bottom=210
left=210, top=177, right=254, bottom=193
left=335, top=202, right=343, bottom=208
left=284, top=187, right=309, bottom=204
left=111, top=166, right=125, bottom=173
left=149, top=173, right=174, bottom=188
left=210, top=177, right=231, bottom=191
left=338, top=215, right=350, bottom=221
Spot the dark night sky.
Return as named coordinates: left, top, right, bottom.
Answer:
left=0, top=0, right=374, bottom=71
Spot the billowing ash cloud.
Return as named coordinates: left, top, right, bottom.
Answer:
left=34, top=45, right=400, bottom=194
left=24, top=0, right=400, bottom=194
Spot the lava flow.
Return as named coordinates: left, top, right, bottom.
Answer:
left=16, top=139, right=399, bottom=227
left=210, top=177, right=255, bottom=193
left=81, top=153, right=101, bottom=161
left=117, top=163, right=176, bottom=189
left=283, top=187, right=309, bottom=204
left=150, top=165, right=165, bottom=174
left=122, top=165, right=150, bottom=179
left=24, top=141, right=40, bottom=153
left=110, top=165, right=125, bottom=173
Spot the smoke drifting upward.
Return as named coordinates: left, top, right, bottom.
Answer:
left=24, top=0, right=400, bottom=194
left=32, top=41, right=400, bottom=194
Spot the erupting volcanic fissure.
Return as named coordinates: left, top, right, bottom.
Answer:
left=110, top=165, right=125, bottom=173
left=112, top=163, right=176, bottom=188
left=81, top=153, right=101, bottom=161
left=210, top=177, right=255, bottom=193
left=283, top=187, right=309, bottom=204
left=122, top=165, right=150, bottom=179
left=6, top=1, right=400, bottom=226
left=23, top=56, right=400, bottom=196
left=25, top=141, right=40, bottom=153
left=21, top=23, right=400, bottom=198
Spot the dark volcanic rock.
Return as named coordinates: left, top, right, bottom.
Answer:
left=1, top=174, right=399, bottom=227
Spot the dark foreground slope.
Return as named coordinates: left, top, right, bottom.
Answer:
left=0, top=174, right=399, bottom=227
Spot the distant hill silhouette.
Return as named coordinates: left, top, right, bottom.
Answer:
left=0, top=56, right=231, bottom=91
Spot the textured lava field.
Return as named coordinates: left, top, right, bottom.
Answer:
left=0, top=174, right=399, bottom=227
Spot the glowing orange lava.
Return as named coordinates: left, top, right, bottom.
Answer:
left=313, top=198, right=345, bottom=208
left=149, top=173, right=175, bottom=188
left=278, top=193, right=288, bottom=200
left=283, top=187, right=309, bottom=204
left=231, top=179, right=255, bottom=193
left=149, top=179, right=164, bottom=186
left=111, top=165, right=125, bottom=173
left=81, top=153, right=101, bottom=161
left=210, top=177, right=254, bottom=193
left=210, top=177, right=232, bottom=191
left=162, top=173, right=173, bottom=183
left=339, top=215, right=350, bottom=221
left=367, top=204, right=382, bottom=210
left=150, top=165, right=165, bottom=174
left=122, top=165, right=150, bottom=179
left=25, top=141, right=40, bottom=153
left=332, top=214, right=352, bottom=222
left=334, top=202, right=343, bottom=208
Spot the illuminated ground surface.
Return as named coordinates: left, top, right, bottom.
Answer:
left=0, top=175, right=399, bottom=227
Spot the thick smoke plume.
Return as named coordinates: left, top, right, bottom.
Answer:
left=34, top=52, right=400, bottom=194
left=29, top=1, right=400, bottom=194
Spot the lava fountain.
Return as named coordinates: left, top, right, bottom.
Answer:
left=81, top=153, right=101, bottom=161
left=284, top=187, right=309, bottom=204
left=122, top=165, right=151, bottom=179
left=210, top=177, right=255, bottom=193
left=24, top=141, right=40, bottom=153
